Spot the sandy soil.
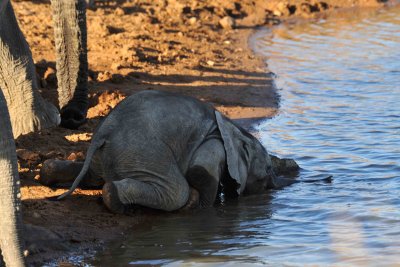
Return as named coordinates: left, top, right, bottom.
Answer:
left=9, top=0, right=396, bottom=265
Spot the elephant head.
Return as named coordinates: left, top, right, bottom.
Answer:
left=215, top=112, right=300, bottom=197
left=215, top=112, right=276, bottom=196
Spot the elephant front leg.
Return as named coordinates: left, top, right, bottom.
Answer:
left=51, top=0, right=89, bottom=129
left=102, top=176, right=190, bottom=214
left=186, top=138, right=226, bottom=208
left=180, top=187, right=200, bottom=211
left=0, top=1, right=60, bottom=138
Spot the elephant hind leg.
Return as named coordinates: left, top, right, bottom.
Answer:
left=39, top=159, right=103, bottom=188
left=40, top=159, right=84, bottom=186
left=106, top=176, right=190, bottom=213
left=186, top=138, right=226, bottom=208
left=102, top=182, right=126, bottom=214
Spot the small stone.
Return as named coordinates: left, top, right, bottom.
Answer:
left=106, top=25, right=125, bottom=35
left=67, top=152, right=78, bottom=161
left=188, top=17, right=197, bottom=25
left=219, top=16, right=235, bottom=29
left=33, top=212, right=41, bottom=219
left=277, top=2, right=291, bottom=16
left=114, top=7, right=125, bottom=16
left=273, top=10, right=282, bottom=16
left=223, top=40, right=231, bottom=45
left=206, top=60, right=215, bottom=66
left=177, top=32, right=184, bottom=37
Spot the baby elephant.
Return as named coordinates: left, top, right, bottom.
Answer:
left=41, top=90, right=299, bottom=213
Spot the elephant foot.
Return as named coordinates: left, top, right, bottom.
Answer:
left=23, top=224, right=68, bottom=256
left=102, top=182, right=126, bottom=214
left=180, top=187, right=200, bottom=211
left=39, top=159, right=83, bottom=186
left=60, top=104, right=87, bottom=129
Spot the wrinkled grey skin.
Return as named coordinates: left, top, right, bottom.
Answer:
left=0, top=91, right=66, bottom=267
left=0, top=1, right=59, bottom=138
left=51, top=0, right=89, bottom=129
left=0, top=89, right=25, bottom=267
left=0, top=1, right=86, bottom=266
left=52, top=90, right=299, bottom=212
left=0, top=0, right=88, bottom=137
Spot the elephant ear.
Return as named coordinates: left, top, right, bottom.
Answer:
left=215, top=111, right=250, bottom=195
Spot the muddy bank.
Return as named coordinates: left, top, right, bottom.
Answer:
left=10, top=0, right=396, bottom=265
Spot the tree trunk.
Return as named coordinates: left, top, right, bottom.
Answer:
left=0, top=88, right=25, bottom=267
left=0, top=1, right=60, bottom=138
left=51, top=0, right=89, bottom=129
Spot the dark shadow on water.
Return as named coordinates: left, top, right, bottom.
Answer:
left=91, top=193, right=275, bottom=266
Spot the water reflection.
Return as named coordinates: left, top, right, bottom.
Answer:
left=253, top=4, right=400, bottom=266
left=91, top=194, right=275, bottom=266
left=93, top=5, right=400, bottom=266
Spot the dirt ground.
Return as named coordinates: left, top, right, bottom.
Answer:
left=9, top=0, right=396, bottom=265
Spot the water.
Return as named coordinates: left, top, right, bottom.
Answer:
left=92, top=7, right=400, bottom=266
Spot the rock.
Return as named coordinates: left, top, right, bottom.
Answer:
left=206, top=60, right=215, bottom=66
left=106, top=25, right=125, bottom=35
left=219, top=16, right=235, bottom=29
left=67, top=152, right=78, bottom=161
left=188, top=17, right=197, bottom=25
left=114, top=7, right=125, bottom=16
left=274, top=2, right=291, bottom=17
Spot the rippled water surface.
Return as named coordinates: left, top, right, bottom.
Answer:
left=93, top=7, right=400, bottom=266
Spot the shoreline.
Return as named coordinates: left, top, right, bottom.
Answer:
left=10, top=0, right=398, bottom=265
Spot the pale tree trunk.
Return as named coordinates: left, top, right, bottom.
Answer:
left=51, top=0, right=88, bottom=129
left=0, top=1, right=60, bottom=138
left=0, top=88, right=25, bottom=267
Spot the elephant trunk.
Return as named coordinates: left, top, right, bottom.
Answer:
left=0, top=90, right=25, bottom=267
left=0, top=1, right=60, bottom=138
left=51, top=0, right=88, bottom=129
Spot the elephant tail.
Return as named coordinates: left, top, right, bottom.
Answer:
left=57, top=138, right=106, bottom=200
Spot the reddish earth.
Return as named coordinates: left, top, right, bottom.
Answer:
left=9, top=0, right=396, bottom=265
